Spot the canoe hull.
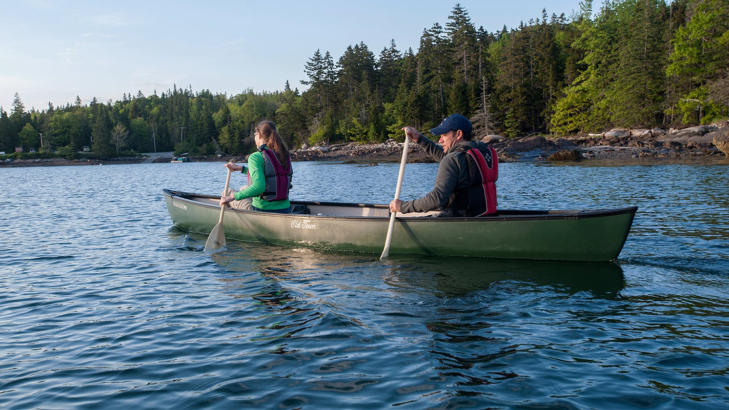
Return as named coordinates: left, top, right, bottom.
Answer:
left=164, top=190, right=636, bottom=261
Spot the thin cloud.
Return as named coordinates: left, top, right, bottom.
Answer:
left=221, top=38, right=247, bottom=49
left=92, top=14, right=133, bottom=27
left=83, top=33, right=118, bottom=38
left=0, top=75, right=27, bottom=87
left=58, top=48, right=78, bottom=57
left=24, top=0, right=57, bottom=11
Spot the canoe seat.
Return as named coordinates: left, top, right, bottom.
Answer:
left=291, top=204, right=310, bottom=214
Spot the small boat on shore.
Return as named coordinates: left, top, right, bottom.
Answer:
left=163, top=189, right=637, bottom=261
left=171, top=157, right=190, bottom=163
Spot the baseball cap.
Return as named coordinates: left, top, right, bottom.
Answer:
left=429, top=114, right=472, bottom=136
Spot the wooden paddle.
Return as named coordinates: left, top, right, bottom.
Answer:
left=204, top=167, right=232, bottom=252
left=380, top=130, right=410, bottom=260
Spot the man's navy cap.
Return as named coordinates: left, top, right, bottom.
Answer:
left=429, top=114, right=472, bottom=136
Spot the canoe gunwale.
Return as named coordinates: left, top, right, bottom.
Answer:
left=163, top=189, right=638, bottom=223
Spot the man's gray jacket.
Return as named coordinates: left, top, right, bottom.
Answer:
left=400, top=136, right=492, bottom=214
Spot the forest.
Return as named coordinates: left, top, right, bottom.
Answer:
left=1, top=0, right=727, bottom=159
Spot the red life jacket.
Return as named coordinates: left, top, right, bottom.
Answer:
left=259, top=148, right=293, bottom=202
left=453, top=145, right=498, bottom=217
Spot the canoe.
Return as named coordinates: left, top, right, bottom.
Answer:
left=163, top=189, right=637, bottom=261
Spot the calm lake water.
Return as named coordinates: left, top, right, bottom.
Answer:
left=1, top=159, right=728, bottom=409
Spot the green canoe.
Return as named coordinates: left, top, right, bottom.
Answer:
left=164, top=189, right=637, bottom=261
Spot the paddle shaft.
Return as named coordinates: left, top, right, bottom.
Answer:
left=204, top=167, right=232, bottom=252
left=380, top=132, right=410, bottom=260
left=218, top=168, right=232, bottom=224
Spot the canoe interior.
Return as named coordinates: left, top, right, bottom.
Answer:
left=164, top=189, right=628, bottom=221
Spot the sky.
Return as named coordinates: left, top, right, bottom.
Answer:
left=0, top=0, right=585, bottom=112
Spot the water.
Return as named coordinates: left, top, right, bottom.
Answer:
left=1, top=159, right=728, bottom=409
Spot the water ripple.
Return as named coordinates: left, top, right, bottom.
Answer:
left=1, top=161, right=728, bottom=409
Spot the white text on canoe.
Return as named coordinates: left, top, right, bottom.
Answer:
left=291, top=219, right=316, bottom=230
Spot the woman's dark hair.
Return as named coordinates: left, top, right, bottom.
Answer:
left=256, top=121, right=289, bottom=165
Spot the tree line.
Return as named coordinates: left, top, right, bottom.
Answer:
left=1, top=0, right=727, bottom=158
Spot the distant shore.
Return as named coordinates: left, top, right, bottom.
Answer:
left=3, top=123, right=728, bottom=168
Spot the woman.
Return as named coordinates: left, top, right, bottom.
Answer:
left=220, top=121, right=293, bottom=213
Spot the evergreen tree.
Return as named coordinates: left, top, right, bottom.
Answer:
left=0, top=109, right=14, bottom=152
left=10, top=93, right=27, bottom=137
left=378, top=40, right=402, bottom=102
left=446, top=4, right=478, bottom=82
left=552, top=1, right=617, bottom=133
left=666, top=0, right=729, bottom=123
left=588, top=0, right=664, bottom=128
left=92, top=106, right=114, bottom=157
left=302, top=49, right=325, bottom=112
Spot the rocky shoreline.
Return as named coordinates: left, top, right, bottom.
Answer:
left=3, top=123, right=728, bottom=167
left=290, top=122, right=729, bottom=163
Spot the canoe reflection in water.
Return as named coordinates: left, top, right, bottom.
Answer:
left=382, top=256, right=625, bottom=299
left=200, top=239, right=625, bottom=300
left=173, top=236, right=630, bottom=405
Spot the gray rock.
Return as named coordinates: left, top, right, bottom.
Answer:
left=710, top=126, right=729, bottom=156
left=630, top=129, right=652, bottom=138
left=604, top=128, right=631, bottom=138
left=481, top=135, right=506, bottom=144
left=667, top=125, right=716, bottom=138
left=507, top=136, right=547, bottom=151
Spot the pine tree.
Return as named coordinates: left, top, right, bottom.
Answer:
left=551, top=1, right=617, bottom=133
left=666, top=0, right=729, bottom=124
left=92, top=106, right=114, bottom=157
left=603, top=0, right=666, bottom=127
left=302, top=49, right=325, bottom=111
left=378, top=40, right=401, bottom=102
left=0, top=109, right=13, bottom=152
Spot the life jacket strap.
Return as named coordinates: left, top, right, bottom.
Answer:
left=466, top=147, right=498, bottom=216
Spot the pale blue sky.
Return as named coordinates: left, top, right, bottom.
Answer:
left=0, top=0, right=584, bottom=112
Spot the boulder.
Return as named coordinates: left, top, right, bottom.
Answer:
left=667, top=125, right=716, bottom=138
left=481, top=135, right=507, bottom=144
left=631, top=129, right=652, bottom=138
left=604, top=128, right=631, bottom=138
left=710, top=126, right=729, bottom=156
left=507, top=136, right=547, bottom=151
left=553, top=138, right=577, bottom=149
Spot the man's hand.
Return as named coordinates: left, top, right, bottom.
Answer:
left=401, top=126, right=421, bottom=143
left=389, top=199, right=402, bottom=213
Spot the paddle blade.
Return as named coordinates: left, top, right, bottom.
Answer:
left=204, top=222, right=226, bottom=252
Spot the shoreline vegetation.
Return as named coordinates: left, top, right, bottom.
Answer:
left=2, top=2, right=728, bottom=164
left=3, top=121, right=727, bottom=168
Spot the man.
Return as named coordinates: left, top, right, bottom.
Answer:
left=390, top=113, right=498, bottom=217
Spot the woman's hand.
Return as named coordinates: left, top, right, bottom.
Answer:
left=220, top=194, right=235, bottom=206
left=224, top=162, right=243, bottom=172
left=401, top=126, right=421, bottom=143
